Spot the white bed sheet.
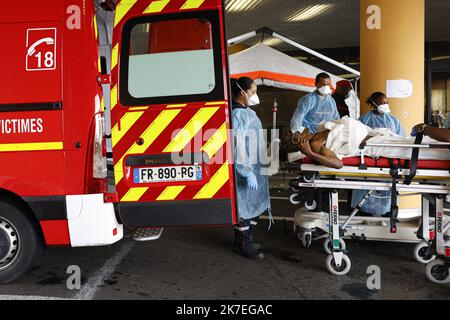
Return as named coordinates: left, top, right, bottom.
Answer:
left=289, top=117, right=450, bottom=161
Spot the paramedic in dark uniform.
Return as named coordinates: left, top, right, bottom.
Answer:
left=331, top=80, right=354, bottom=118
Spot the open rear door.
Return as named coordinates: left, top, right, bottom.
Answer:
left=110, top=0, right=237, bottom=227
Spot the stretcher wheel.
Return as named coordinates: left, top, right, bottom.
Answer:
left=413, top=240, right=436, bottom=264
left=323, top=238, right=346, bottom=255
left=302, top=172, right=316, bottom=183
left=425, top=259, right=450, bottom=284
left=297, top=231, right=312, bottom=249
left=305, top=199, right=317, bottom=211
left=290, top=194, right=302, bottom=205
left=325, top=254, right=351, bottom=276
left=291, top=186, right=300, bottom=193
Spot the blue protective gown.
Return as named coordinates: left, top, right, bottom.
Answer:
left=291, top=91, right=340, bottom=134
left=351, top=110, right=406, bottom=215
left=232, top=102, right=271, bottom=221
left=358, top=110, right=405, bottom=137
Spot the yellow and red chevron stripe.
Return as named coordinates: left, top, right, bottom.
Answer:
left=113, top=108, right=181, bottom=184
left=110, top=0, right=234, bottom=206
left=112, top=102, right=231, bottom=203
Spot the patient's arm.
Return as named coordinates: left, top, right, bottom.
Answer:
left=423, top=126, right=450, bottom=143
left=315, top=145, right=344, bottom=169
left=298, top=138, right=344, bottom=169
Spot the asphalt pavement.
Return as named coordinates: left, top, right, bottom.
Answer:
left=1, top=191, right=449, bottom=300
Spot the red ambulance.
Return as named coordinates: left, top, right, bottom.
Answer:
left=0, top=0, right=237, bottom=283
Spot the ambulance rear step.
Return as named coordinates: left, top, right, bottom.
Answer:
left=131, top=227, right=164, bottom=241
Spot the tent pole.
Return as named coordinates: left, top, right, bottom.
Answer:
left=271, top=31, right=360, bottom=76
left=227, top=31, right=258, bottom=46
left=227, top=27, right=360, bottom=77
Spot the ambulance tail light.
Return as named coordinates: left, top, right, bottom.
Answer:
left=85, top=112, right=108, bottom=194
left=101, top=134, right=107, bottom=157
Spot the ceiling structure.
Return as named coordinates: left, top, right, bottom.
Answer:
left=224, top=0, right=450, bottom=51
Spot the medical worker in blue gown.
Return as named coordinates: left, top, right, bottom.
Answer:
left=351, top=92, right=405, bottom=216
left=290, top=73, right=340, bottom=213
left=291, top=72, right=340, bottom=134
left=231, top=77, right=271, bottom=260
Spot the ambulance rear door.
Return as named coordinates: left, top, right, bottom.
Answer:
left=110, top=0, right=237, bottom=227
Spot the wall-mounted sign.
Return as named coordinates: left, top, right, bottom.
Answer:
left=386, top=80, right=413, bottom=99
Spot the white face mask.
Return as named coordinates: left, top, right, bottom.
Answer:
left=377, top=104, right=391, bottom=114
left=318, top=85, right=332, bottom=96
left=248, top=93, right=260, bottom=106
left=370, top=97, right=391, bottom=114
left=236, top=82, right=260, bottom=106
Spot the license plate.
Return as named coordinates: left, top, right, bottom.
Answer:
left=133, top=165, right=202, bottom=183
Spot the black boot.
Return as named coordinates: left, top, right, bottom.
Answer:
left=249, top=218, right=261, bottom=248
left=232, top=227, right=242, bottom=254
left=232, top=226, right=261, bottom=253
left=241, top=228, right=264, bottom=260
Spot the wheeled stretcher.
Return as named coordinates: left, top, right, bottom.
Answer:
left=288, top=139, right=450, bottom=282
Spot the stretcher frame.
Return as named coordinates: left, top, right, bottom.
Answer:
left=289, top=140, right=450, bottom=280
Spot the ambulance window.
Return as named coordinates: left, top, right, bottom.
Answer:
left=128, top=19, right=215, bottom=98
left=120, top=11, right=224, bottom=106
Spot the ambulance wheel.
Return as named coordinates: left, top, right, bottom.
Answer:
left=305, top=199, right=317, bottom=211
left=414, top=240, right=436, bottom=264
left=325, top=254, right=351, bottom=276
left=290, top=194, right=302, bottom=205
left=323, top=237, right=346, bottom=255
left=425, top=259, right=450, bottom=284
left=0, top=199, right=44, bottom=284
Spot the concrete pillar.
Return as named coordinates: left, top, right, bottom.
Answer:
left=360, top=0, right=425, bottom=216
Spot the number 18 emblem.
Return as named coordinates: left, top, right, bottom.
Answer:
left=26, top=28, right=57, bottom=71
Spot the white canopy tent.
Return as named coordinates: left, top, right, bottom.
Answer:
left=228, top=28, right=360, bottom=119
left=229, top=43, right=360, bottom=120
left=230, top=43, right=343, bottom=92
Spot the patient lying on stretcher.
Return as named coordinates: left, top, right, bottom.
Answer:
left=287, top=117, right=450, bottom=169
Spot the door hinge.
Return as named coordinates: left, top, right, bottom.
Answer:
left=98, top=74, right=112, bottom=85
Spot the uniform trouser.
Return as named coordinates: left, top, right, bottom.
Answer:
left=233, top=217, right=260, bottom=248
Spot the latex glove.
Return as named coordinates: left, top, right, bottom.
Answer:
left=411, top=123, right=428, bottom=137
left=246, top=174, right=258, bottom=191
